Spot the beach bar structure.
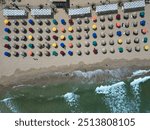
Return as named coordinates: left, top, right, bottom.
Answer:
left=31, top=8, right=52, bottom=17
left=123, top=0, right=145, bottom=12
left=96, top=4, right=118, bottom=14
left=3, top=9, right=27, bottom=17
left=68, top=7, right=91, bottom=17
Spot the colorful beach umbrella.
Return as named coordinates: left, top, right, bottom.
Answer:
left=144, top=45, right=149, bottom=51
left=4, top=51, right=11, bottom=57
left=60, top=51, right=65, bottom=56
left=52, top=43, right=58, bottom=48
left=68, top=35, right=73, bottom=40
left=45, top=51, right=50, bottom=56
left=92, top=41, right=97, bottom=46
left=68, top=51, right=73, bottom=56
left=52, top=51, right=58, bottom=56
left=68, top=43, right=73, bottom=48
left=60, top=43, right=65, bottom=48
left=28, top=50, right=34, bottom=56
left=118, top=47, right=124, bottom=53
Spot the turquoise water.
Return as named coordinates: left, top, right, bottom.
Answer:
left=0, top=69, right=150, bottom=113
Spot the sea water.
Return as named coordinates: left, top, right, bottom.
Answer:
left=0, top=69, right=150, bottom=113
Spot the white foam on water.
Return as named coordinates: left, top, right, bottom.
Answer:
left=64, top=92, right=80, bottom=112
left=130, top=76, right=150, bottom=94
left=132, top=70, right=150, bottom=77
left=95, top=81, right=139, bottom=112
left=0, top=97, right=18, bottom=113
left=12, top=84, right=32, bottom=89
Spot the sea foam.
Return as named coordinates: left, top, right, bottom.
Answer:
left=132, top=70, right=150, bottom=77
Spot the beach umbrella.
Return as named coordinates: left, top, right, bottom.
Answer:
left=108, top=31, right=113, bottom=37
left=68, top=51, right=73, bottom=56
left=133, top=29, right=138, bottom=35
left=13, top=36, right=19, bottom=41
left=4, top=36, right=10, bottom=41
left=143, top=37, right=148, bottom=43
left=101, top=24, right=105, bottom=30
left=20, top=35, right=27, bottom=41
left=20, top=19, right=27, bottom=25
left=52, top=43, right=58, bottom=48
left=109, top=40, right=114, bottom=45
left=141, top=28, right=147, bottom=34
left=85, top=33, right=89, bottom=39
left=92, top=24, right=97, bottom=30
left=144, top=45, right=149, bottom=51
left=134, top=37, right=139, bottom=43
left=68, top=43, right=73, bottom=48
left=125, top=30, right=130, bottom=36
left=124, top=22, right=129, bottom=28
left=28, top=50, right=34, bottom=56
left=100, top=16, right=105, bottom=22
left=117, top=39, right=123, bottom=44
left=108, top=23, right=113, bottom=29
left=4, top=19, right=10, bottom=25
left=110, top=48, right=115, bottom=53
left=76, top=18, right=82, bottom=24
left=37, top=35, right=43, bottom=41
left=60, top=27, right=65, bottom=33
left=77, top=50, right=82, bottom=56
left=28, top=19, right=34, bottom=25
left=28, top=35, right=33, bottom=40
left=4, top=51, right=11, bottom=57
left=68, top=35, right=73, bottom=40
left=93, top=48, right=98, bottom=54
left=140, top=11, right=145, bottom=17
left=29, top=27, right=34, bottom=33
left=69, top=19, right=74, bottom=25
left=21, top=44, right=27, bottom=49
left=44, top=42, right=50, bottom=49
left=13, top=28, right=19, bottom=33
left=52, top=51, right=58, bottom=56
left=68, top=26, right=73, bottom=32
left=118, top=47, right=124, bottom=53
left=126, top=47, right=132, bottom=52
left=117, top=31, right=122, bottom=36
left=52, top=19, right=58, bottom=25
left=92, top=16, right=97, bottom=22
left=101, top=40, right=106, bottom=46
left=124, top=13, right=129, bottom=19
left=45, top=19, right=50, bottom=25
left=60, top=42, right=65, bottom=48
left=100, top=32, right=105, bottom=38
left=116, top=14, right=121, bottom=20
left=84, top=26, right=89, bottom=32
left=13, top=51, right=19, bottom=57
left=36, top=43, right=43, bottom=49
left=45, top=35, right=50, bottom=41
left=52, top=27, right=57, bottom=32
left=13, top=20, right=19, bottom=26
left=20, top=51, right=27, bottom=57
left=92, top=33, right=97, bottom=38
left=140, top=20, right=145, bottom=26
left=135, top=46, right=140, bottom=52
left=85, top=50, right=90, bottom=55
left=132, top=21, right=138, bottom=27
left=60, top=35, right=65, bottom=40
left=76, top=34, right=81, bottom=40
left=37, top=28, right=43, bottom=33
left=116, top=22, right=121, bottom=28
left=108, top=15, right=113, bottom=21
left=53, top=35, right=58, bottom=40
left=36, top=51, right=42, bottom=56
left=13, top=44, right=19, bottom=49
left=60, top=51, right=65, bottom=56
left=92, top=41, right=97, bottom=46
left=76, top=26, right=82, bottom=32
left=45, top=51, right=50, bottom=56
left=45, top=28, right=50, bottom=33
left=126, top=38, right=131, bottom=44
left=61, top=19, right=66, bottom=25
left=28, top=43, right=34, bottom=49
left=102, top=48, right=107, bottom=54
left=76, top=42, right=81, bottom=48
left=4, top=44, right=11, bottom=49
left=37, top=19, right=43, bottom=25
left=85, top=41, right=90, bottom=47
left=84, top=17, right=89, bottom=24
left=4, top=28, right=11, bottom=33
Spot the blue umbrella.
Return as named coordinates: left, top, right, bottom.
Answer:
left=68, top=51, right=73, bottom=56
left=92, top=33, right=97, bottom=38
left=140, top=20, right=146, bottom=26
left=4, top=28, right=10, bottom=33
left=61, top=19, right=66, bottom=25
left=28, top=19, right=34, bottom=25
left=60, top=42, right=65, bottom=48
left=4, top=52, right=11, bottom=57
left=53, top=19, right=58, bottom=25
left=117, top=31, right=122, bottom=36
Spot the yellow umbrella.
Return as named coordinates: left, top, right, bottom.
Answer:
left=4, top=19, right=9, bottom=25
left=52, top=43, right=57, bottom=48
left=144, top=45, right=149, bottom=51
left=52, top=27, right=57, bottom=32
left=68, top=26, right=73, bottom=32
left=60, top=35, right=65, bottom=40
left=92, top=24, right=97, bottom=30
left=28, top=35, right=33, bottom=40
left=118, top=39, right=123, bottom=44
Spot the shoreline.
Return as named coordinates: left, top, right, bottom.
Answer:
left=0, top=58, right=150, bottom=90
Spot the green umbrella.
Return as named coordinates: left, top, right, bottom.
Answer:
left=68, top=35, right=73, bottom=40
left=52, top=51, right=58, bottom=56
left=92, top=41, right=97, bottom=46
left=144, top=37, right=148, bottom=43
left=4, top=36, right=9, bottom=41
left=118, top=47, right=123, bottom=53
left=28, top=43, right=34, bottom=49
